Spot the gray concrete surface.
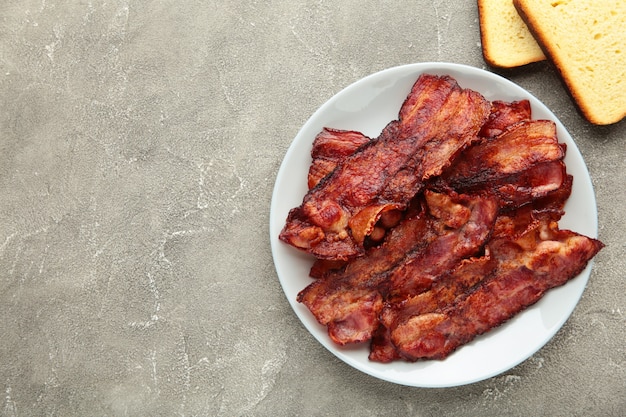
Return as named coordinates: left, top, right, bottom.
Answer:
left=0, top=1, right=624, bottom=416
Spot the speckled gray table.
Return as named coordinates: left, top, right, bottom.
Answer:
left=0, top=1, right=624, bottom=416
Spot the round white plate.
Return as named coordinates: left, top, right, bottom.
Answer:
left=269, top=62, right=598, bottom=388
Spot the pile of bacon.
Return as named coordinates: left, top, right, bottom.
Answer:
left=279, top=74, right=604, bottom=362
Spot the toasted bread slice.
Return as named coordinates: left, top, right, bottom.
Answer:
left=478, top=0, right=546, bottom=68
left=514, top=0, right=626, bottom=125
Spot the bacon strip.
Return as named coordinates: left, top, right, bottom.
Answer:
left=307, top=128, right=372, bottom=189
left=386, top=256, right=496, bottom=326
left=488, top=160, right=567, bottom=207
left=491, top=172, right=573, bottom=241
left=386, top=191, right=498, bottom=300
left=281, top=74, right=604, bottom=363
left=389, top=219, right=604, bottom=361
left=370, top=255, right=496, bottom=362
left=297, top=192, right=497, bottom=345
left=442, top=120, right=564, bottom=190
left=297, top=203, right=436, bottom=345
left=308, top=101, right=532, bottom=190
left=432, top=119, right=567, bottom=209
left=479, top=100, right=532, bottom=138
left=280, top=74, right=491, bottom=260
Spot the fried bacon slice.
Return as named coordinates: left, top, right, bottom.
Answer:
left=297, top=201, right=437, bottom=345
left=388, top=219, right=604, bottom=361
left=441, top=120, right=565, bottom=190
left=297, top=192, right=497, bottom=345
left=386, top=191, right=498, bottom=301
left=308, top=101, right=533, bottom=190
left=280, top=74, right=491, bottom=260
left=370, top=255, right=496, bottom=362
left=491, top=173, right=573, bottom=241
left=308, top=208, right=405, bottom=279
left=432, top=119, right=567, bottom=209
left=281, top=73, right=604, bottom=363
left=488, top=160, right=567, bottom=207
left=305, top=99, right=538, bottom=250
left=307, top=128, right=372, bottom=189
left=479, top=100, right=532, bottom=138
left=367, top=191, right=497, bottom=355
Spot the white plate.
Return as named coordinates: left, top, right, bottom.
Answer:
left=269, top=62, right=598, bottom=388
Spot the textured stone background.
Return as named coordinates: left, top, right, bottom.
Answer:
left=0, top=1, right=624, bottom=416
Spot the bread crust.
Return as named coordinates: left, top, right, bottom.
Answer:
left=478, top=0, right=501, bottom=68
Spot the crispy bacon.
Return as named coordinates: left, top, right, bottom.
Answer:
left=533, top=172, right=573, bottom=213
left=386, top=192, right=498, bottom=301
left=280, top=74, right=491, bottom=260
left=369, top=323, right=401, bottom=363
left=281, top=73, right=603, bottom=363
left=441, top=120, right=564, bottom=190
left=479, top=100, right=532, bottom=138
left=388, top=219, right=604, bottom=361
left=297, top=202, right=437, bottom=345
left=370, top=255, right=496, bottom=362
left=488, top=160, right=567, bottom=207
left=308, top=128, right=371, bottom=189
left=308, top=101, right=534, bottom=188
left=297, top=192, right=497, bottom=345
left=491, top=172, right=573, bottom=241
left=387, top=256, right=496, bottom=323
left=433, top=120, right=567, bottom=209
left=310, top=100, right=533, bottom=192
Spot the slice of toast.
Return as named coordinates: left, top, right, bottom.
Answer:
left=514, top=0, right=626, bottom=125
left=478, top=0, right=546, bottom=68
